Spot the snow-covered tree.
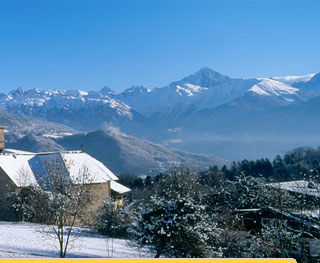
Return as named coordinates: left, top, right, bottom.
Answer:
left=132, top=196, right=220, bottom=258
left=152, top=167, right=202, bottom=202
left=96, top=198, right=134, bottom=238
left=21, top=161, right=94, bottom=258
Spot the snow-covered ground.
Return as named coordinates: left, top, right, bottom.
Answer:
left=0, top=221, right=151, bottom=258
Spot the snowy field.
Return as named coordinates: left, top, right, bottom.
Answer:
left=0, top=221, right=151, bottom=258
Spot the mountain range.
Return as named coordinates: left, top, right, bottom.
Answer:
left=2, top=67, right=320, bottom=170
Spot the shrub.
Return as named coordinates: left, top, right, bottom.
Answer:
left=96, top=198, right=133, bottom=238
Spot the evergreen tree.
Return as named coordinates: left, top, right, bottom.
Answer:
left=132, top=196, right=219, bottom=258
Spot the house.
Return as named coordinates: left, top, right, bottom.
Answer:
left=236, top=207, right=320, bottom=237
left=266, top=180, right=320, bottom=216
left=236, top=207, right=320, bottom=259
left=234, top=180, right=320, bottom=260
left=0, top=126, right=131, bottom=221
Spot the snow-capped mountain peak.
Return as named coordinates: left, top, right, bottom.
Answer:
left=194, top=67, right=229, bottom=80
left=272, top=73, right=315, bottom=85
left=123, top=85, right=151, bottom=95
left=8, top=87, right=24, bottom=98
left=247, top=78, right=314, bottom=104
left=250, top=78, right=299, bottom=97
left=117, top=67, right=257, bottom=116
left=100, top=86, right=118, bottom=96
left=172, top=67, right=232, bottom=88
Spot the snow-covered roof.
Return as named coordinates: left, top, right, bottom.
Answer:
left=2, top=149, right=35, bottom=154
left=110, top=181, right=131, bottom=194
left=0, top=150, right=118, bottom=188
left=61, top=152, right=118, bottom=182
left=269, top=207, right=320, bottom=230
left=267, top=180, right=320, bottom=197
left=0, top=154, right=38, bottom=187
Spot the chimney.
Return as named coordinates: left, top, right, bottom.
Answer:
left=0, top=126, right=4, bottom=152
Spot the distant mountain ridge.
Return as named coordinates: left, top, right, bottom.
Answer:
left=0, top=86, right=149, bottom=134
left=2, top=67, right=320, bottom=162
left=7, top=129, right=227, bottom=176
left=2, top=68, right=317, bottom=121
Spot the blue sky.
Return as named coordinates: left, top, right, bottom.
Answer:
left=0, top=0, right=320, bottom=93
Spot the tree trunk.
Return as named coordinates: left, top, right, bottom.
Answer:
left=155, top=249, right=162, bottom=258
left=59, top=241, right=64, bottom=258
